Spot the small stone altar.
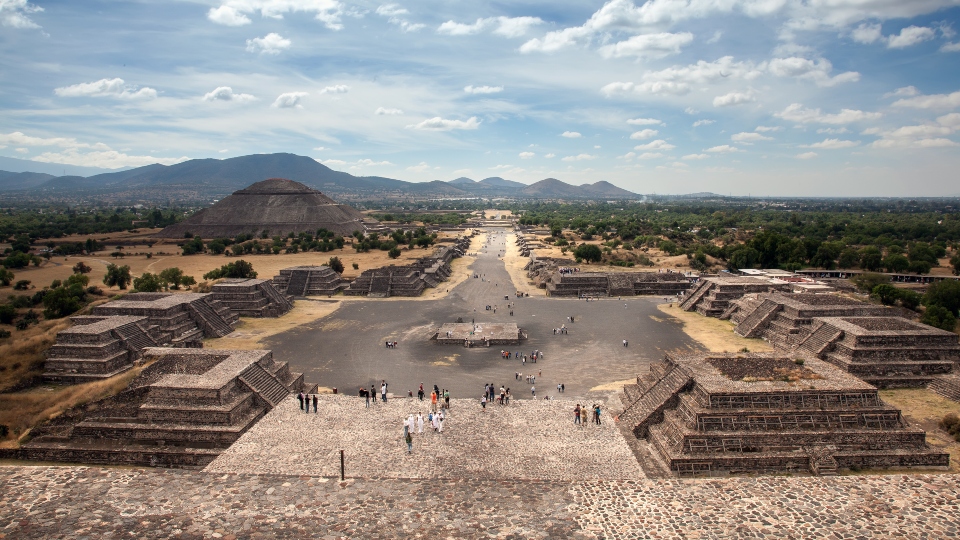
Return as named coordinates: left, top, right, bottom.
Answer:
left=434, top=322, right=526, bottom=346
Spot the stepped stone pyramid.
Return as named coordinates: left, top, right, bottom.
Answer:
left=620, top=352, right=948, bottom=477
left=91, top=292, right=238, bottom=347
left=11, top=348, right=303, bottom=468
left=679, top=276, right=789, bottom=317
left=211, top=278, right=293, bottom=317
left=154, top=178, right=376, bottom=238
left=272, top=265, right=346, bottom=296
left=43, top=315, right=161, bottom=384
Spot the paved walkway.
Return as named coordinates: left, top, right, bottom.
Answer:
left=207, top=395, right=642, bottom=481
left=2, top=466, right=959, bottom=539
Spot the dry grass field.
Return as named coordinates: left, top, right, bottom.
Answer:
left=655, top=303, right=773, bottom=353
left=878, top=388, right=960, bottom=474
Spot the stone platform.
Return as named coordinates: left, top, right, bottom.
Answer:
left=42, top=315, right=160, bottom=384
left=92, top=292, right=239, bottom=347
left=433, top=322, right=526, bottom=346
left=211, top=278, right=293, bottom=317
left=2, top=466, right=959, bottom=539
left=207, top=394, right=639, bottom=481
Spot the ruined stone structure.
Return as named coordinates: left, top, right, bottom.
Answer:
left=15, top=348, right=303, bottom=468
left=524, top=256, right=575, bottom=289
left=154, top=178, right=376, bottom=239
left=619, top=352, right=948, bottom=476
left=43, top=316, right=161, bottom=384
left=343, top=237, right=471, bottom=298
left=434, top=323, right=526, bottom=347
left=679, top=276, right=789, bottom=317
left=272, top=266, right=346, bottom=296
left=92, top=293, right=239, bottom=347
left=211, top=278, right=293, bottom=317
left=543, top=270, right=694, bottom=297
left=796, top=317, right=960, bottom=388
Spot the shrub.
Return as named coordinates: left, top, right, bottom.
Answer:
left=72, top=262, right=92, bottom=274
left=388, top=247, right=401, bottom=259
left=921, top=305, right=957, bottom=333
left=573, top=244, right=602, bottom=263
left=103, top=264, right=131, bottom=290
left=0, top=304, right=15, bottom=324
left=328, top=257, right=345, bottom=274
left=13, top=280, right=31, bottom=291
left=352, top=262, right=359, bottom=270
left=851, top=273, right=889, bottom=293
left=940, top=413, right=960, bottom=443
left=42, top=285, right=86, bottom=319
left=0, top=268, right=14, bottom=286
left=133, top=272, right=165, bottom=292
left=202, top=260, right=257, bottom=280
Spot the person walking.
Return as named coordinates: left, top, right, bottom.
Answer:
left=418, top=383, right=424, bottom=401
left=531, top=385, right=535, bottom=397
left=481, top=394, right=487, bottom=410
left=297, top=391, right=304, bottom=411
left=371, top=385, right=377, bottom=405
left=594, top=404, right=602, bottom=425
left=431, top=390, right=438, bottom=412
left=574, top=404, right=581, bottom=425
left=405, top=430, right=413, bottom=454
left=313, top=394, right=318, bottom=413
left=417, top=412, right=424, bottom=434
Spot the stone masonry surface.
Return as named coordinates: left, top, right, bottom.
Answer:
left=2, top=466, right=960, bottom=539
left=206, top=394, right=642, bottom=480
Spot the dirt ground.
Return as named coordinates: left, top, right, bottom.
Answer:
left=879, top=388, right=960, bottom=474
left=3, top=231, right=467, bottom=296
left=502, top=233, right=545, bottom=297
left=520, top=231, right=713, bottom=274
left=655, top=303, right=773, bottom=353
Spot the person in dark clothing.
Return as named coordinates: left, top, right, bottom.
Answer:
left=313, top=394, right=318, bottom=413
left=297, top=392, right=304, bottom=410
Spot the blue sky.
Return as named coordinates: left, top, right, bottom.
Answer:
left=1, top=0, right=960, bottom=196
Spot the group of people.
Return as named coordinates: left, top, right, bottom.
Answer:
left=358, top=380, right=390, bottom=406
left=401, top=410, right=445, bottom=453
left=384, top=340, right=399, bottom=348
left=557, top=266, right=580, bottom=275
left=552, top=325, right=568, bottom=335
left=574, top=403, right=602, bottom=425
left=480, top=383, right=512, bottom=408
left=297, top=392, right=318, bottom=413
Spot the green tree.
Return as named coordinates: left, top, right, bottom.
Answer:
left=658, top=240, right=679, bottom=256
left=0, top=304, right=15, bottom=324
left=42, top=284, right=85, bottom=319
left=837, top=248, right=860, bottom=269
left=923, top=280, right=960, bottom=316
left=574, top=244, right=603, bottom=262
left=921, top=305, right=958, bottom=333
left=951, top=253, right=960, bottom=276
left=851, top=273, right=889, bottom=293
left=2, top=252, right=31, bottom=269
left=133, top=272, right=165, bottom=292
left=872, top=284, right=900, bottom=306
left=103, top=264, right=131, bottom=290
left=202, top=260, right=257, bottom=280
left=898, top=290, right=922, bottom=311
left=883, top=254, right=910, bottom=273
left=208, top=239, right=226, bottom=255
left=388, top=246, right=401, bottom=259
left=181, top=235, right=205, bottom=255
left=159, top=267, right=194, bottom=290
left=0, top=268, right=13, bottom=286
left=72, top=261, right=92, bottom=274
left=65, top=273, right=89, bottom=288
left=328, top=256, right=345, bottom=274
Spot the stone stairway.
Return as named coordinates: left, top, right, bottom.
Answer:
left=679, top=281, right=711, bottom=311
left=620, top=366, right=693, bottom=438
left=257, top=280, right=294, bottom=311
left=285, top=271, right=309, bottom=296
left=239, top=363, right=291, bottom=407
left=113, top=323, right=159, bottom=351
left=929, top=374, right=960, bottom=402
left=187, top=299, right=235, bottom=337
left=734, top=299, right=780, bottom=338
left=797, top=321, right=843, bottom=358
left=369, top=275, right=391, bottom=297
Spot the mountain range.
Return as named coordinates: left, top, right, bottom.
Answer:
left=0, top=153, right=638, bottom=202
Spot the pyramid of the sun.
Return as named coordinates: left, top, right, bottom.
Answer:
left=155, top=178, right=374, bottom=238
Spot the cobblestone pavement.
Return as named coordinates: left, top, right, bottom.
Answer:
left=206, top=394, right=643, bottom=481
left=2, top=466, right=959, bottom=539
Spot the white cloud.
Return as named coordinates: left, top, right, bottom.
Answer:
left=796, top=152, right=818, bottom=159
left=637, top=152, right=664, bottom=159
left=272, top=92, right=308, bottom=108
left=208, top=0, right=343, bottom=30
left=322, top=159, right=347, bottom=166
left=598, top=32, right=694, bottom=59
left=54, top=78, right=157, bottom=100
left=464, top=85, right=503, bottom=94
left=755, top=125, right=781, bottom=132
left=14, top=147, right=28, bottom=154
left=767, top=57, right=859, bottom=86
left=884, top=86, right=920, bottom=98
left=706, top=30, right=723, bottom=44
left=207, top=5, right=250, bottom=26
left=887, top=25, right=936, bottom=48
left=246, top=33, right=291, bottom=54
left=851, top=22, right=882, bottom=44
left=731, top=132, right=772, bottom=142
left=519, top=151, right=535, bottom=159
left=684, top=107, right=699, bottom=115
left=438, top=16, right=541, bottom=38
left=544, top=153, right=556, bottom=158
left=376, top=4, right=424, bottom=32
left=601, top=80, right=692, bottom=97
left=353, top=158, right=393, bottom=166
left=706, top=145, right=742, bottom=153
left=203, top=86, right=255, bottom=102
left=892, top=90, right=960, bottom=110
left=692, top=119, right=715, bottom=127
left=713, top=91, right=755, bottom=107
left=561, top=153, right=597, bottom=161
left=627, top=117, right=662, bottom=125
left=802, top=138, right=861, bottom=149
left=864, top=114, right=960, bottom=148
left=0, top=131, right=186, bottom=167
left=816, top=127, right=850, bottom=134
left=1, top=0, right=43, bottom=29
left=682, top=153, right=709, bottom=160
left=375, top=107, right=404, bottom=115
left=634, top=139, right=675, bottom=151
left=406, top=116, right=481, bottom=130
left=407, top=162, right=431, bottom=172
left=630, top=129, right=658, bottom=140
left=942, top=42, right=960, bottom=52
left=320, top=85, right=350, bottom=94
left=775, top=103, right=882, bottom=124
left=561, top=131, right=582, bottom=138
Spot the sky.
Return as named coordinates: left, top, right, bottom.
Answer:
left=1, top=0, right=960, bottom=197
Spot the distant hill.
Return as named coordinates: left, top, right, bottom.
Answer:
left=0, top=152, right=639, bottom=201
left=0, top=155, right=124, bottom=177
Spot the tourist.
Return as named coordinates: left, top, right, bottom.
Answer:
left=574, top=404, right=581, bottom=424
left=481, top=394, right=487, bottom=410
left=297, top=391, right=304, bottom=410
left=381, top=381, right=388, bottom=402
left=561, top=383, right=565, bottom=393
left=417, top=412, right=424, bottom=433
left=418, top=383, right=424, bottom=401
left=361, top=387, right=369, bottom=408
left=444, top=390, right=450, bottom=409
left=622, top=339, right=627, bottom=347
left=594, top=404, right=602, bottom=425
left=370, top=385, right=377, bottom=405
left=313, top=394, right=318, bottom=413
left=437, top=411, right=444, bottom=433
left=531, top=385, right=535, bottom=397
left=431, top=390, right=438, bottom=411
left=405, top=430, right=413, bottom=454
